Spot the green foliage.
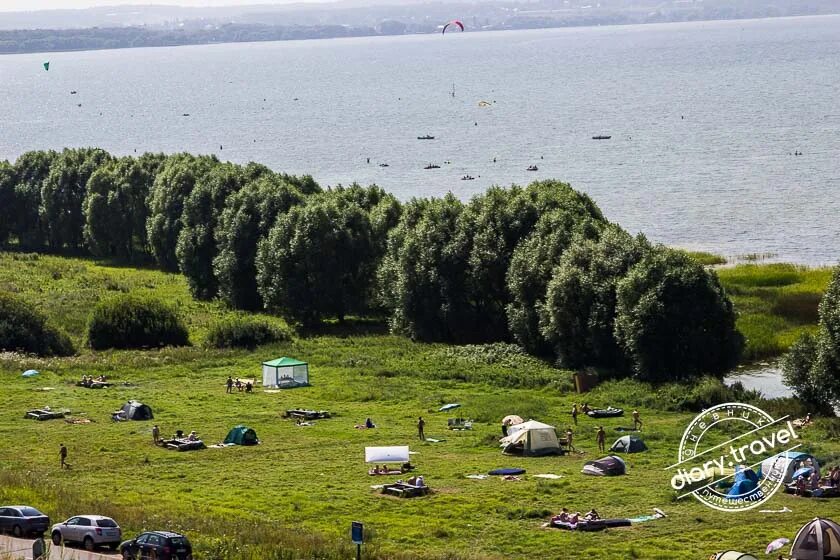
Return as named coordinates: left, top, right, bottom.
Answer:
left=506, top=210, right=602, bottom=354
left=83, top=156, right=159, bottom=259
left=146, top=153, right=219, bottom=271
left=0, top=161, right=16, bottom=246
left=783, top=265, right=840, bottom=411
left=40, top=148, right=112, bottom=250
left=677, top=250, right=727, bottom=266
left=214, top=176, right=306, bottom=310
left=204, top=315, right=289, bottom=349
left=614, top=249, right=743, bottom=381
left=87, top=294, right=190, bottom=350
left=257, top=194, right=376, bottom=326
left=177, top=163, right=251, bottom=300
left=12, top=150, right=58, bottom=250
left=0, top=292, right=75, bottom=356
left=541, top=225, right=650, bottom=369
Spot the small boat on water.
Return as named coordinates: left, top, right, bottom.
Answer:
left=379, top=163, right=389, bottom=167
left=417, top=135, right=435, bottom=140
left=424, top=164, right=441, bottom=170
left=592, top=135, right=612, bottom=140
left=526, top=165, right=539, bottom=171
left=461, top=175, right=475, bottom=181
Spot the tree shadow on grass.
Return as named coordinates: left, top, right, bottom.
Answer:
left=297, top=317, right=389, bottom=338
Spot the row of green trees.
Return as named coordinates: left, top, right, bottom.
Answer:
left=0, top=149, right=743, bottom=380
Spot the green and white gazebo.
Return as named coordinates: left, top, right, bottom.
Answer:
left=262, top=357, right=309, bottom=388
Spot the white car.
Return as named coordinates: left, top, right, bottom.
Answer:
left=51, top=515, right=122, bottom=551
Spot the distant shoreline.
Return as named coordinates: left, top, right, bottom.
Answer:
left=1, top=12, right=838, bottom=57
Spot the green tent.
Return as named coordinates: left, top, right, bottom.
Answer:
left=224, top=425, right=258, bottom=446
left=262, top=357, right=309, bottom=388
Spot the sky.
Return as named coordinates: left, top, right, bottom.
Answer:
left=0, top=0, right=306, bottom=11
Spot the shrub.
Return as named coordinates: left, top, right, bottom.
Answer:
left=0, top=292, right=75, bottom=356
left=87, top=294, right=189, bottom=350
left=204, top=316, right=289, bottom=349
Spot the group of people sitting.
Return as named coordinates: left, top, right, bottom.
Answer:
left=402, top=475, right=425, bottom=487
left=226, top=376, right=253, bottom=393
left=793, top=465, right=840, bottom=495
left=79, top=374, right=107, bottom=386
left=552, top=508, right=601, bottom=525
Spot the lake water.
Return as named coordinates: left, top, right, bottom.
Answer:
left=1, top=16, right=839, bottom=264
left=724, top=362, right=792, bottom=399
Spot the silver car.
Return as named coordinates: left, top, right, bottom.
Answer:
left=51, top=515, right=122, bottom=551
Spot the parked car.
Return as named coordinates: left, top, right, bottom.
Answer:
left=119, top=531, right=192, bottom=560
left=51, top=515, right=122, bottom=551
left=0, top=505, right=50, bottom=537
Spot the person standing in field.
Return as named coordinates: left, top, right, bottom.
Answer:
left=571, top=403, right=578, bottom=426
left=566, top=429, right=575, bottom=453
left=152, top=424, right=160, bottom=444
left=417, top=417, right=425, bottom=440
left=59, top=443, right=68, bottom=469
left=632, top=409, right=642, bottom=431
left=226, top=376, right=233, bottom=393
left=596, top=426, right=606, bottom=452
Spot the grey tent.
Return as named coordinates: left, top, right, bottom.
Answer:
left=610, top=435, right=647, bottom=453
left=121, top=400, right=153, bottom=420
left=582, top=455, right=626, bottom=476
left=790, top=518, right=840, bottom=560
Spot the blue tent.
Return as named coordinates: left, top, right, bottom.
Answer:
left=726, top=466, right=759, bottom=499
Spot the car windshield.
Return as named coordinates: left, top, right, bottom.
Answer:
left=169, top=537, right=189, bottom=546
left=96, top=518, right=118, bottom=527
left=19, top=507, right=43, bottom=517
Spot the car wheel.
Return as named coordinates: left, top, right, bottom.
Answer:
left=110, top=543, right=120, bottom=551
left=84, top=536, right=95, bottom=551
left=122, top=549, right=134, bottom=560
left=52, top=532, right=62, bottom=546
left=12, top=525, right=22, bottom=538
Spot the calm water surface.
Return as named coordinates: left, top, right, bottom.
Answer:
left=1, top=16, right=839, bottom=263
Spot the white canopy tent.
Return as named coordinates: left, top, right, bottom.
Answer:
left=365, top=446, right=410, bottom=464
left=262, top=357, right=309, bottom=388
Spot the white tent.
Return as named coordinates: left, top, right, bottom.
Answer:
left=365, top=446, right=410, bottom=464
left=500, top=420, right=561, bottom=456
left=790, top=518, right=840, bottom=560
left=761, top=451, right=820, bottom=484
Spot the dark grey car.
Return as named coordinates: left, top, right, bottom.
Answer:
left=120, top=531, right=192, bottom=560
left=0, top=506, right=50, bottom=537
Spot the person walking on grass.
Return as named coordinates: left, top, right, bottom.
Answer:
left=152, top=424, right=160, bottom=445
left=418, top=416, right=426, bottom=440
left=596, top=426, right=606, bottom=452
left=571, top=403, right=578, bottom=426
left=226, top=376, right=233, bottom=393
left=632, top=409, right=642, bottom=431
left=59, top=443, right=69, bottom=469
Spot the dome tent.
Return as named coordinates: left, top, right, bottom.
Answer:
left=761, top=451, right=820, bottom=484
left=224, top=425, right=259, bottom=446
left=790, top=518, right=840, bottom=560
left=726, top=466, right=759, bottom=499
left=500, top=420, right=562, bottom=456
left=713, top=552, right=759, bottom=560
left=121, top=400, right=153, bottom=420
left=610, top=435, right=647, bottom=453
left=582, top=455, right=626, bottom=476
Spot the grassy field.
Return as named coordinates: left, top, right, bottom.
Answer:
left=1, top=252, right=839, bottom=560
left=717, top=263, right=833, bottom=361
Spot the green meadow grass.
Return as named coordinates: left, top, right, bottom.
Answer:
left=1, top=252, right=840, bottom=559
left=717, top=264, right=833, bottom=361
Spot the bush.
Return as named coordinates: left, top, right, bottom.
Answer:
left=0, top=292, right=75, bottom=356
left=87, top=294, right=189, bottom=350
left=204, top=316, right=289, bottom=349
